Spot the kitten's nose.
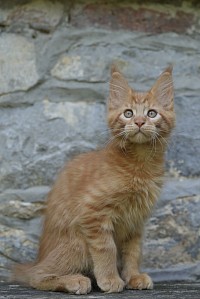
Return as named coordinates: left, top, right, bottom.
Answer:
left=134, top=117, right=145, bottom=128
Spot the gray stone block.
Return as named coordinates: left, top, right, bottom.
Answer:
left=0, top=0, right=64, bottom=31
left=0, top=34, right=39, bottom=94
left=0, top=101, right=106, bottom=191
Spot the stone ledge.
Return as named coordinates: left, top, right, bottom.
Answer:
left=1, top=282, right=200, bottom=299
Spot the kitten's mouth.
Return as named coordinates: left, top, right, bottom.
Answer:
left=127, top=129, right=151, bottom=143
left=137, top=129, right=144, bottom=134
left=133, top=129, right=147, bottom=137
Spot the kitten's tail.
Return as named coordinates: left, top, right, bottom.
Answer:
left=12, top=262, right=35, bottom=285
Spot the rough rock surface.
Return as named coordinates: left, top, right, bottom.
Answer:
left=0, top=0, right=200, bottom=283
left=1, top=282, right=200, bottom=299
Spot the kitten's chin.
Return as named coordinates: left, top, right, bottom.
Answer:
left=127, top=132, right=151, bottom=144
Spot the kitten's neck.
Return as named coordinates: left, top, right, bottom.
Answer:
left=107, top=140, right=167, bottom=162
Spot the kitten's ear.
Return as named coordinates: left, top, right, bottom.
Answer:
left=151, top=66, right=174, bottom=109
left=109, top=65, right=131, bottom=108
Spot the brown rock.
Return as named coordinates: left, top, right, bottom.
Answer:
left=71, top=3, right=196, bottom=34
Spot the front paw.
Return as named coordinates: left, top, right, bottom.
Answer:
left=126, top=273, right=153, bottom=290
left=97, top=276, right=125, bottom=293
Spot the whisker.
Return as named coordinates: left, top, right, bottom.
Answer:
left=99, top=128, right=124, bottom=135
left=146, top=138, right=156, bottom=161
left=155, top=133, right=170, bottom=148
left=103, top=130, right=127, bottom=149
left=120, top=134, right=127, bottom=156
left=102, top=123, right=172, bottom=157
left=154, top=135, right=165, bottom=151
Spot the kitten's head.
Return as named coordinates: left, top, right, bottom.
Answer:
left=108, top=65, right=175, bottom=145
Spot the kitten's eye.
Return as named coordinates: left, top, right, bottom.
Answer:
left=124, top=109, right=133, bottom=118
left=147, top=110, right=157, bottom=118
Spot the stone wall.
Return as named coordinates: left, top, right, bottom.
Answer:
left=0, top=0, right=200, bottom=282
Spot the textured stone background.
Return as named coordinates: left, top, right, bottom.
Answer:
left=0, top=0, right=200, bottom=282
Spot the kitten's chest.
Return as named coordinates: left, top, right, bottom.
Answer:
left=113, top=190, right=150, bottom=237
left=112, top=175, right=163, bottom=241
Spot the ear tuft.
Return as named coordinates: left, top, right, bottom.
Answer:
left=151, top=66, right=174, bottom=109
left=164, top=64, right=173, bottom=74
left=111, top=64, right=121, bottom=75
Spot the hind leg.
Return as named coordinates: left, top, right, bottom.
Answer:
left=27, top=235, right=92, bottom=294
left=30, top=270, right=91, bottom=294
left=27, top=250, right=92, bottom=294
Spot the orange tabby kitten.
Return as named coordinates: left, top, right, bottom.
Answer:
left=13, top=65, right=175, bottom=294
